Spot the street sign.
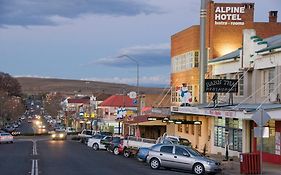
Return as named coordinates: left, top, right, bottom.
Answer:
left=254, top=127, right=269, bottom=138
left=251, top=109, right=271, bottom=127
left=128, top=91, right=137, bottom=99
left=133, top=99, right=138, bottom=104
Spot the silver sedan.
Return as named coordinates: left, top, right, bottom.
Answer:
left=146, top=144, right=221, bottom=175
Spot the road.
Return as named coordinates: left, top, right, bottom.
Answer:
left=0, top=137, right=193, bottom=175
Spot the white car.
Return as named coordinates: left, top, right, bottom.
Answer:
left=65, top=127, right=76, bottom=134
left=0, top=132, right=14, bottom=143
left=87, top=135, right=112, bottom=150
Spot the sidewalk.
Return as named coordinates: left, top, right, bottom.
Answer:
left=208, top=154, right=281, bottom=175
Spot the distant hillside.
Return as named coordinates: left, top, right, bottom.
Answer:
left=16, top=77, right=168, bottom=96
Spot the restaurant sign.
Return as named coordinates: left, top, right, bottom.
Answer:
left=205, top=79, right=238, bottom=93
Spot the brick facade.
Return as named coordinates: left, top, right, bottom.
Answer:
left=171, top=1, right=281, bottom=101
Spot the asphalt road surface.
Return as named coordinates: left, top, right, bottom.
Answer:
left=0, top=137, right=194, bottom=175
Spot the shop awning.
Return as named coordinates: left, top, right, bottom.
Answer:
left=130, top=120, right=166, bottom=126
left=171, top=103, right=281, bottom=120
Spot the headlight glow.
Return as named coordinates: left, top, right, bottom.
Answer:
left=59, top=134, right=64, bottom=138
left=52, top=134, right=56, bottom=138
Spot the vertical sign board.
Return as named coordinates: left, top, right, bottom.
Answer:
left=251, top=109, right=271, bottom=175
left=254, top=127, right=269, bottom=138
left=251, top=110, right=271, bottom=127
left=276, top=132, right=281, bottom=155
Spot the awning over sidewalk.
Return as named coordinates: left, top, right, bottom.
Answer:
left=130, top=120, right=166, bottom=126
left=171, top=103, right=281, bottom=120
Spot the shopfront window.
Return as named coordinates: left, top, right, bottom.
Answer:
left=214, top=117, right=242, bottom=152
left=257, top=120, right=276, bottom=154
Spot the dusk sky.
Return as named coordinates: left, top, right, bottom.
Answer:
left=1, top=0, right=280, bottom=87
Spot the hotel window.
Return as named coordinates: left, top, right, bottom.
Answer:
left=197, top=125, right=201, bottom=136
left=178, top=124, right=183, bottom=132
left=185, top=124, right=189, bottom=134
left=171, top=51, right=199, bottom=73
left=194, top=51, right=199, bottom=67
left=233, top=73, right=244, bottom=96
left=261, top=68, right=275, bottom=97
left=238, top=73, right=244, bottom=96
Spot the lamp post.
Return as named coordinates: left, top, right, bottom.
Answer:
left=118, top=54, right=140, bottom=114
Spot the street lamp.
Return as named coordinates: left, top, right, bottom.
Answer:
left=118, top=54, right=140, bottom=114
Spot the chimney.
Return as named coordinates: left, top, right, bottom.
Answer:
left=269, top=11, right=278, bottom=23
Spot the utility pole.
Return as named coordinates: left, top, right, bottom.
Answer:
left=199, top=0, right=207, bottom=104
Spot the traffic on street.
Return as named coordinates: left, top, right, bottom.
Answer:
left=0, top=136, right=197, bottom=175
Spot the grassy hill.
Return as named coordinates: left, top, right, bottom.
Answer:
left=16, top=77, right=168, bottom=96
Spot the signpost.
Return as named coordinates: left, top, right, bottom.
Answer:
left=252, top=109, right=271, bottom=175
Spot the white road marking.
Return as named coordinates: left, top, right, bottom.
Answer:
left=31, top=160, right=38, bottom=175
left=32, top=141, right=38, bottom=155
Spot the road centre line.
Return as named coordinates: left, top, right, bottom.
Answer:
left=31, top=160, right=38, bottom=175
left=32, top=140, right=38, bottom=155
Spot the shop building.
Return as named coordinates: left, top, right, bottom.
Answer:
left=170, top=1, right=281, bottom=157
left=173, top=29, right=281, bottom=163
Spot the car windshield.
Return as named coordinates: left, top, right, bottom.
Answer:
left=112, top=137, right=120, bottom=142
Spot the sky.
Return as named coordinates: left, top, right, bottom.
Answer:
left=0, top=0, right=281, bottom=87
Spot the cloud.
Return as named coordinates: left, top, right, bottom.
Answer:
left=0, top=0, right=160, bottom=26
left=94, top=43, right=170, bottom=67
left=83, top=74, right=170, bottom=86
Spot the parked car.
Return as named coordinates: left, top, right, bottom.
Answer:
left=0, top=132, right=14, bottom=143
left=147, top=144, right=221, bottom=175
left=51, top=131, right=67, bottom=140
left=137, top=147, right=150, bottom=162
left=137, top=137, right=192, bottom=162
left=4, top=125, right=15, bottom=133
left=78, top=129, right=96, bottom=144
left=103, top=136, right=123, bottom=155
left=87, top=135, right=112, bottom=151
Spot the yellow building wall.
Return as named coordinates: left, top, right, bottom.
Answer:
left=167, top=114, right=212, bottom=153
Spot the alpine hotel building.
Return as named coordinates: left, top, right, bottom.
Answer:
left=169, top=1, right=281, bottom=164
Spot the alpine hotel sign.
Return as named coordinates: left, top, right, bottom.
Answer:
left=215, top=5, right=246, bottom=26
left=205, top=79, right=238, bottom=93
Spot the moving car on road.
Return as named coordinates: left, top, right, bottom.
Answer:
left=0, top=132, right=14, bottom=143
left=51, top=131, right=67, bottom=140
left=147, top=144, right=221, bottom=175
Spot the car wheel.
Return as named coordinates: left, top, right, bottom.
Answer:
left=106, top=147, right=109, bottom=151
left=150, top=158, right=160, bottom=169
left=93, top=143, right=99, bottom=151
left=123, top=149, right=130, bottom=158
left=113, top=147, right=119, bottom=155
left=193, top=163, right=205, bottom=175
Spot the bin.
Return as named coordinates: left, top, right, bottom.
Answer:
left=240, top=153, right=261, bottom=174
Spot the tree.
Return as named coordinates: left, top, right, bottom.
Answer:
left=0, top=72, right=22, bottom=97
left=0, top=72, right=24, bottom=127
left=43, top=92, right=64, bottom=117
